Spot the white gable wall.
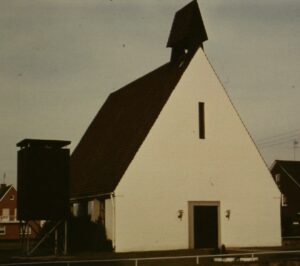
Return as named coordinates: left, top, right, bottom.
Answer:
left=113, top=49, right=281, bottom=252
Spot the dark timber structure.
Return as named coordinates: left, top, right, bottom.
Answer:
left=17, top=139, right=71, bottom=255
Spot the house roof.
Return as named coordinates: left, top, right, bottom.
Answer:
left=0, top=184, right=13, bottom=201
left=271, top=160, right=300, bottom=186
left=70, top=0, right=207, bottom=199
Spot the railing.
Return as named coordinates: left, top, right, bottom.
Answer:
left=1, top=250, right=300, bottom=266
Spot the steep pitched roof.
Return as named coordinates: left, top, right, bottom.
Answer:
left=70, top=52, right=195, bottom=198
left=70, top=1, right=207, bottom=199
left=0, top=184, right=13, bottom=201
left=271, top=160, right=300, bottom=186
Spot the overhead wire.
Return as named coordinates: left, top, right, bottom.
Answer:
left=256, top=128, right=300, bottom=143
left=255, top=128, right=300, bottom=149
left=258, top=139, right=298, bottom=149
left=258, top=133, right=300, bottom=146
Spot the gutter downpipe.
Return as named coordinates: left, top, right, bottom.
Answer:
left=110, top=192, right=116, bottom=250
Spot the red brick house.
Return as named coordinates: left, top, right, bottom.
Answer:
left=0, top=183, right=39, bottom=240
left=0, top=183, right=19, bottom=240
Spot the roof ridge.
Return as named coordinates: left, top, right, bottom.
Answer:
left=0, top=184, right=13, bottom=202
left=278, top=164, right=300, bottom=190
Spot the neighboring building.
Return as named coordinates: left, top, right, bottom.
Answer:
left=0, top=183, right=19, bottom=240
left=70, top=1, right=281, bottom=252
left=270, top=160, right=300, bottom=237
left=0, top=183, right=39, bottom=240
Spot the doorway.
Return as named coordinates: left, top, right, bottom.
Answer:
left=189, top=202, right=220, bottom=249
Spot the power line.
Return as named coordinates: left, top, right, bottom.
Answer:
left=256, top=128, right=300, bottom=148
left=256, top=128, right=300, bottom=143
left=257, top=134, right=300, bottom=147
left=258, top=139, right=299, bottom=149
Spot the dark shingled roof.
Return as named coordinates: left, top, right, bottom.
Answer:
left=70, top=51, right=195, bottom=199
left=272, top=160, right=300, bottom=184
left=0, top=184, right=12, bottom=201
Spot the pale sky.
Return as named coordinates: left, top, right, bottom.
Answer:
left=0, top=0, right=299, bottom=186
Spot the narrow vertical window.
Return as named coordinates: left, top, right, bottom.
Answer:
left=0, top=225, right=6, bottom=235
left=198, top=102, right=205, bottom=139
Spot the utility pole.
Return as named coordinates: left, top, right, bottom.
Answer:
left=2, top=172, right=6, bottom=184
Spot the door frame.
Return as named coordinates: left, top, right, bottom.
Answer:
left=188, top=201, right=221, bottom=249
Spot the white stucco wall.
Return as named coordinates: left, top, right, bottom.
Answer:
left=113, top=48, right=281, bottom=252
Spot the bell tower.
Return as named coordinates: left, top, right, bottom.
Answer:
left=167, top=0, right=208, bottom=61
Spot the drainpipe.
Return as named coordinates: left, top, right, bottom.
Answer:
left=110, top=192, right=116, bottom=250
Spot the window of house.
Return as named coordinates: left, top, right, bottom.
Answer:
left=0, top=225, right=6, bottom=235
left=25, top=227, right=32, bottom=235
left=281, top=194, right=288, bottom=207
left=10, top=195, right=14, bottom=200
left=1, top=208, right=9, bottom=221
left=88, top=200, right=94, bottom=216
left=99, top=200, right=105, bottom=225
left=19, top=226, right=32, bottom=236
left=21, top=226, right=32, bottom=235
left=72, top=203, right=79, bottom=217
left=198, top=102, right=205, bottom=139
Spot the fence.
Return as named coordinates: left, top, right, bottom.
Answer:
left=1, top=250, right=300, bottom=266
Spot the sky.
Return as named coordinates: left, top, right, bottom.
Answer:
left=0, top=0, right=299, bottom=187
